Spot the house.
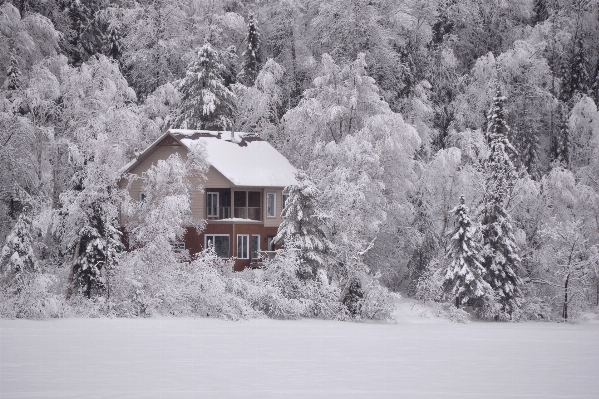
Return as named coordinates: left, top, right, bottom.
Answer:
left=120, top=129, right=297, bottom=271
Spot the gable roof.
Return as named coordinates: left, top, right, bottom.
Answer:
left=122, top=129, right=297, bottom=188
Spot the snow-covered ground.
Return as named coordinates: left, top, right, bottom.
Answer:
left=2, top=300, right=598, bottom=399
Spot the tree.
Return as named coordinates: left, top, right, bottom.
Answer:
left=274, top=171, right=332, bottom=280
left=549, top=101, right=571, bottom=168
left=6, top=55, right=21, bottom=90
left=238, top=14, right=261, bottom=86
left=174, top=43, right=236, bottom=130
left=532, top=0, right=549, bottom=26
left=0, top=211, right=36, bottom=276
left=481, top=89, right=524, bottom=318
left=105, top=22, right=122, bottom=61
left=539, top=220, right=597, bottom=320
left=443, top=196, right=495, bottom=309
left=569, top=36, right=590, bottom=100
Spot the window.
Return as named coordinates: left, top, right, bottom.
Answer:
left=282, top=193, right=289, bottom=216
left=139, top=192, right=147, bottom=202
left=205, top=234, right=230, bottom=258
left=207, top=192, right=219, bottom=218
left=266, top=192, right=276, bottom=218
left=237, top=234, right=249, bottom=259
left=251, top=235, right=260, bottom=259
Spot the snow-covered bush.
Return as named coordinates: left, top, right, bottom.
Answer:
left=0, top=271, right=68, bottom=319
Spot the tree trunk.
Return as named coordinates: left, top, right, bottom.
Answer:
left=563, top=273, right=569, bottom=320
left=66, top=235, right=82, bottom=299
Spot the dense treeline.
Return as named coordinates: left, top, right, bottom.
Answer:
left=0, top=0, right=598, bottom=321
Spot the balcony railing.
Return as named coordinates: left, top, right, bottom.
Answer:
left=206, top=206, right=231, bottom=219
left=234, top=206, right=261, bottom=221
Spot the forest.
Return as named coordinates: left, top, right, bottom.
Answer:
left=0, top=0, right=598, bottom=322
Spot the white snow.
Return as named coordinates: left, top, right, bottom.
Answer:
left=2, top=301, right=598, bottom=399
left=173, top=129, right=297, bottom=187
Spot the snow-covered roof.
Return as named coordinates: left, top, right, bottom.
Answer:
left=125, top=129, right=297, bottom=188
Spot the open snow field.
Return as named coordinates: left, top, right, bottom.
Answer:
left=2, top=301, right=598, bottom=399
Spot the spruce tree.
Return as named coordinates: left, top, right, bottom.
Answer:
left=239, top=14, right=262, bottom=86
left=590, top=58, right=599, bottom=107
left=0, top=212, right=36, bottom=276
left=569, top=36, right=590, bottom=100
left=481, top=89, right=523, bottom=318
left=105, top=23, right=122, bottom=61
left=532, top=0, right=549, bottom=25
left=549, top=101, right=571, bottom=168
left=6, top=55, right=21, bottom=91
left=442, top=196, right=494, bottom=309
left=174, top=43, right=236, bottom=130
left=72, top=200, right=122, bottom=298
left=274, top=171, right=332, bottom=280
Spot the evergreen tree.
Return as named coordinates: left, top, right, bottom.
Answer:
left=590, top=57, right=599, bottom=107
left=174, top=43, right=236, bottom=130
left=105, top=23, right=122, bottom=61
left=274, top=171, right=332, bottom=280
left=481, top=89, right=523, bottom=318
left=532, top=0, right=549, bottom=26
left=0, top=212, right=36, bottom=276
left=239, top=14, right=261, bottom=86
left=71, top=199, right=123, bottom=299
left=442, top=196, right=495, bottom=309
left=569, top=36, right=590, bottom=100
left=549, top=101, right=571, bottom=168
left=6, top=55, right=21, bottom=90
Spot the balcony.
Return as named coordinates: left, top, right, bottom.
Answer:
left=234, top=206, right=261, bottom=221
left=206, top=206, right=231, bottom=220
left=206, top=189, right=262, bottom=221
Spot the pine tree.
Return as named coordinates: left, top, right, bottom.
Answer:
left=590, top=57, right=599, bottom=107
left=72, top=200, right=123, bottom=299
left=6, top=55, right=21, bottom=91
left=274, top=171, right=332, bottom=280
left=442, top=196, right=495, bottom=309
left=481, top=89, right=523, bottom=318
left=174, top=43, right=236, bottom=130
left=239, top=14, right=262, bottom=86
left=105, top=23, right=122, bottom=61
left=532, top=0, right=549, bottom=25
left=569, top=36, right=590, bottom=100
left=0, top=212, right=36, bottom=276
left=549, top=101, right=571, bottom=168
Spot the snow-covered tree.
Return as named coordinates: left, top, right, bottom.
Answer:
left=568, top=36, right=590, bottom=101
left=174, top=43, right=236, bottom=130
left=539, top=220, right=598, bottom=320
left=238, top=14, right=261, bottom=86
left=274, top=171, right=332, bottom=280
left=0, top=212, right=36, bottom=276
left=481, top=89, right=524, bottom=318
left=105, top=22, right=122, bottom=61
left=6, top=55, right=21, bottom=90
left=443, top=196, right=495, bottom=309
left=116, top=144, right=208, bottom=315
left=532, top=0, right=549, bottom=26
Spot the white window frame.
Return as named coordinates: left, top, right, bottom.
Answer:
left=207, top=192, right=219, bottom=218
left=251, top=234, right=260, bottom=259
left=281, top=193, right=289, bottom=216
left=266, top=192, right=276, bottom=218
left=205, top=234, right=230, bottom=258
left=237, top=234, right=249, bottom=259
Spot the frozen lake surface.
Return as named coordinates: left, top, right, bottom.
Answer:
left=2, top=301, right=598, bottom=399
